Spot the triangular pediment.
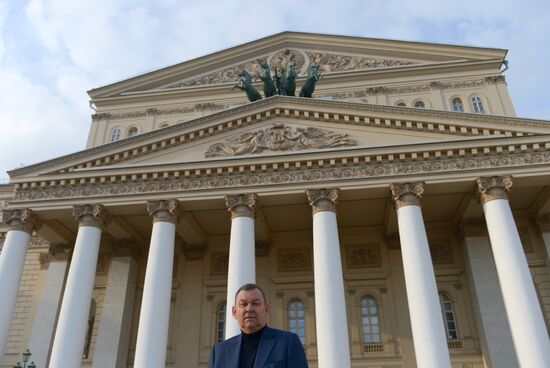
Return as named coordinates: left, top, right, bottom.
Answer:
left=9, top=96, right=550, bottom=182
left=88, top=32, right=507, bottom=98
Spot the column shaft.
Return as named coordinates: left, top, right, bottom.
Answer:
left=397, top=205, right=452, bottom=368
left=483, top=199, right=550, bottom=367
left=225, top=216, right=255, bottom=338
left=312, top=210, right=350, bottom=368
left=463, top=233, right=518, bottom=368
left=92, top=255, right=137, bottom=368
left=27, top=249, right=69, bottom=368
left=134, top=199, right=179, bottom=368
left=49, top=225, right=102, bottom=368
left=224, top=194, right=257, bottom=339
left=0, top=229, right=31, bottom=357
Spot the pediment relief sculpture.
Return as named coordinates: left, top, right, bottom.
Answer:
left=204, top=123, right=356, bottom=157
left=165, top=49, right=419, bottom=89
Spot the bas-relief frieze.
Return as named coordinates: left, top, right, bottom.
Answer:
left=11, top=151, right=550, bottom=202
left=205, top=123, right=355, bottom=157
left=210, top=252, right=229, bottom=275
left=164, top=49, right=419, bottom=89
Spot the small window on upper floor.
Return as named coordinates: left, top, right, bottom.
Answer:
left=471, top=96, right=485, bottom=114
left=127, top=127, right=139, bottom=137
left=439, top=292, right=459, bottom=340
left=451, top=98, right=464, bottom=112
left=414, top=100, right=426, bottom=109
left=288, top=299, right=306, bottom=345
left=109, top=127, right=121, bottom=142
left=396, top=102, right=407, bottom=107
left=216, top=302, right=226, bottom=343
left=360, top=296, right=381, bottom=345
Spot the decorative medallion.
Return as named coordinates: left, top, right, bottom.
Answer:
left=211, top=252, right=229, bottom=275
left=346, top=244, right=382, bottom=268
left=205, top=123, right=355, bottom=157
left=277, top=248, right=312, bottom=272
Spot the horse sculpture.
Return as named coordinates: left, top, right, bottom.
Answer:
left=231, top=69, right=262, bottom=102
left=258, top=59, right=277, bottom=97
left=284, top=60, right=297, bottom=96
left=299, top=61, right=322, bottom=98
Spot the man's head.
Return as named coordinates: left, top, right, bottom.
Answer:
left=232, top=283, right=270, bottom=334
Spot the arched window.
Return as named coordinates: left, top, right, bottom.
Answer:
left=439, top=292, right=459, bottom=340
left=360, top=296, right=381, bottom=345
left=471, top=96, right=485, bottom=114
left=127, top=126, right=139, bottom=137
left=216, top=302, right=226, bottom=343
left=451, top=98, right=464, bottom=112
left=396, top=102, right=407, bottom=107
left=109, top=127, right=121, bottom=142
left=83, top=299, right=96, bottom=359
left=287, top=299, right=305, bottom=345
left=414, top=100, right=426, bottom=109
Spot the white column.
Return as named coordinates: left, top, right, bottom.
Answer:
left=477, top=176, right=550, bottom=368
left=224, top=194, right=257, bottom=339
left=134, top=200, right=180, bottom=368
left=0, top=209, right=40, bottom=358
left=49, top=204, right=109, bottom=368
left=390, top=183, right=452, bottom=368
left=92, top=240, right=138, bottom=368
left=306, top=189, right=350, bottom=368
left=28, top=245, right=70, bottom=368
left=461, top=220, right=518, bottom=368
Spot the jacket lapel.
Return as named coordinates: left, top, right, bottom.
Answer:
left=254, top=327, right=276, bottom=368
left=225, top=334, right=242, bottom=368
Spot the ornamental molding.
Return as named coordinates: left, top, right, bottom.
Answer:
left=306, top=188, right=339, bottom=214
left=345, top=244, right=382, bottom=268
left=1, top=209, right=41, bottom=234
left=459, top=217, right=487, bottom=237
left=73, top=204, right=110, bottom=229
left=390, top=182, right=424, bottom=209
left=475, top=175, right=513, bottom=204
left=11, top=150, right=550, bottom=202
left=146, top=199, right=181, bottom=224
left=225, top=193, right=258, bottom=219
left=10, top=95, right=547, bottom=177
left=182, top=243, right=207, bottom=261
left=277, top=247, right=312, bottom=272
left=164, top=49, right=418, bottom=89
left=205, top=123, right=355, bottom=157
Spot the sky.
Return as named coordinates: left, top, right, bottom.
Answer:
left=0, top=0, right=549, bottom=180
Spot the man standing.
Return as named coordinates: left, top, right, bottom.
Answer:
left=208, top=283, right=308, bottom=368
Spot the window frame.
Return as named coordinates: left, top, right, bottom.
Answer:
left=287, top=299, right=306, bottom=345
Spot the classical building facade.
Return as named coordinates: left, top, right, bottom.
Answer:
left=1, top=32, right=550, bottom=368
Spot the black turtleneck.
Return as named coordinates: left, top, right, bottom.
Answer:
left=239, top=325, right=267, bottom=368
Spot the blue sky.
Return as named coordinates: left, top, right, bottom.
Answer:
left=1, top=0, right=549, bottom=180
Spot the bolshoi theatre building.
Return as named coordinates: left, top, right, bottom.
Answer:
left=1, top=32, right=550, bottom=368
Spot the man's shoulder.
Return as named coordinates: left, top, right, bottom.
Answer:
left=265, top=326, right=300, bottom=341
left=213, top=334, right=240, bottom=350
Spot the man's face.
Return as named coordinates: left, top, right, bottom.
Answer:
left=232, top=288, right=270, bottom=334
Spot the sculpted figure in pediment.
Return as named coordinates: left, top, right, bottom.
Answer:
left=205, top=123, right=355, bottom=157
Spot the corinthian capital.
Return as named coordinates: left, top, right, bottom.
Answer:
left=146, top=199, right=181, bottom=224
left=476, top=175, right=513, bottom=204
left=73, top=204, right=110, bottom=229
left=225, top=194, right=258, bottom=219
left=306, top=188, right=340, bottom=214
left=390, top=182, right=424, bottom=209
left=2, top=209, right=41, bottom=234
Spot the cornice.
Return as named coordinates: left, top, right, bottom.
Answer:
left=10, top=140, right=550, bottom=203
left=9, top=96, right=549, bottom=179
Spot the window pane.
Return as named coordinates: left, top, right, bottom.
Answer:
left=217, top=302, right=226, bottom=343
left=360, top=296, right=381, bottom=344
left=439, top=293, right=459, bottom=340
left=288, top=300, right=305, bottom=345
